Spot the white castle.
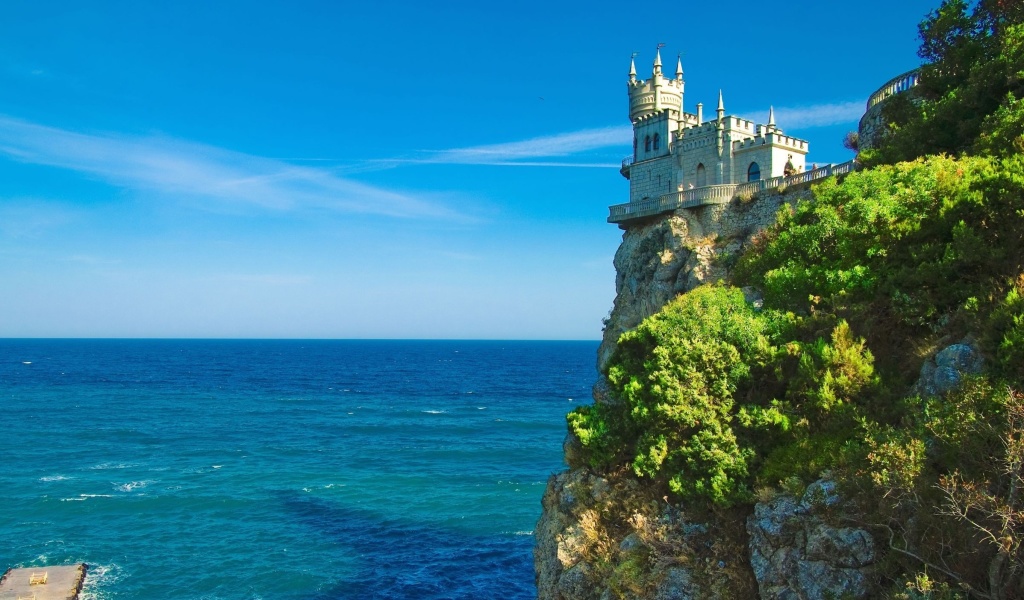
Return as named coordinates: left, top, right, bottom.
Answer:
left=621, top=49, right=810, bottom=204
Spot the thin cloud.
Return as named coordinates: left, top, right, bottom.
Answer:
left=0, top=116, right=463, bottom=220
left=773, top=101, right=864, bottom=130
left=421, top=125, right=632, bottom=166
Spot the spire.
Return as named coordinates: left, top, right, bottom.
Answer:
left=768, top=105, right=776, bottom=127
left=717, top=90, right=725, bottom=112
left=629, top=55, right=637, bottom=82
left=675, top=55, right=683, bottom=80
left=653, top=47, right=662, bottom=76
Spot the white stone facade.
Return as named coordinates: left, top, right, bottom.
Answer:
left=623, top=50, right=809, bottom=204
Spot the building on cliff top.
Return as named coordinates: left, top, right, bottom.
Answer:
left=621, top=49, right=809, bottom=204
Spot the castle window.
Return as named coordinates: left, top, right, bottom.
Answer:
left=653, top=133, right=660, bottom=151
left=748, top=162, right=761, bottom=182
left=633, top=136, right=637, bottom=157
left=696, top=163, right=707, bottom=187
left=644, top=136, right=651, bottom=152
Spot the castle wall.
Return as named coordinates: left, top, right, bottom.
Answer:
left=629, top=156, right=676, bottom=202
left=633, top=113, right=674, bottom=163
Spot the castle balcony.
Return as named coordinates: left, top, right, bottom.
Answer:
left=608, top=160, right=857, bottom=225
left=866, top=69, right=921, bottom=110
left=620, top=155, right=634, bottom=179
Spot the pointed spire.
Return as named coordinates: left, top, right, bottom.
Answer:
left=629, top=55, right=637, bottom=82
left=675, top=55, right=683, bottom=80
left=717, top=90, right=725, bottom=112
left=768, top=105, right=776, bottom=127
left=654, top=48, right=662, bottom=69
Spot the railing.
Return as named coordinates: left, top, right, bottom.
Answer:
left=621, top=155, right=634, bottom=169
left=607, top=160, right=856, bottom=223
left=866, top=69, right=921, bottom=110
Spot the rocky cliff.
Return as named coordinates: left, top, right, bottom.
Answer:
left=534, top=188, right=883, bottom=600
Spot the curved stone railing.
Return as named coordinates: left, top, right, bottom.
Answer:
left=608, top=160, right=856, bottom=223
left=866, top=69, right=921, bottom=110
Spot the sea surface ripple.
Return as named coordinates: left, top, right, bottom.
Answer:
left=0, top=339, right=597, bottom=599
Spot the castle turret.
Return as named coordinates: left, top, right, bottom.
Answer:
left=627, top=50, right=683, bottom=122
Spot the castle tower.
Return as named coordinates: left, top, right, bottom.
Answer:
left=623, top=50, right=688, bottom=202
left=620, top=48, right=810, bottom=205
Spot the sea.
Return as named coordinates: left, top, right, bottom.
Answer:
left=0, top=339, right=598, bottom=599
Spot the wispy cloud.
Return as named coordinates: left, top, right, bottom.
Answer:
left=773, top=101, right=864, bottom=130
left=0, top=116, right=462, bottom=220
left=413, top=125, right=631, bottom=167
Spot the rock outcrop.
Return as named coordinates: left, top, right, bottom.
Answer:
left=597, top=192, right=807, bottom=371
left=747, top=480, right=877, bottom=600
left=534, top=468, right=754, bottom=600
left=912, top=340, right=984, bottom=397
left=539, top=193, right=834, bottom=600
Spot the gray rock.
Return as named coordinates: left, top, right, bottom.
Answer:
left=801, top=478, right=840, bottom=509
left=619, top=532, right=645, bottom=553
left=747, top=478, right=876, bottom=599
left=654, top=566, right=699, bottom=600
left=913, top=341, right=984, bottom=397
left=558, top=561, right=600, bottom=600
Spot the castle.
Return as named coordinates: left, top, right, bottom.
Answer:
left=621, top=49, right=810, bottom=204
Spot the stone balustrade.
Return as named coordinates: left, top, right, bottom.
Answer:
left=866, top=69, right=920, bottom=110
left=607, top=160, right=856, bottom=224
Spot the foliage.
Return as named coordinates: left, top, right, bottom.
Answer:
left=570, top=286, right=770, bottom=505
left=569, top=285, right=880, bottom=506
left=864, top=2, right=1024, bottom=164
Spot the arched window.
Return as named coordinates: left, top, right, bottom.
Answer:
left=633, top=136, right=637, bottom=157
left=653, top=133, right=660, bottom=151
left=696, top=163, right=707, bottom=187
left=644, top=135, right=651, bottom=152
left=748, top=162, right=761, bottom=182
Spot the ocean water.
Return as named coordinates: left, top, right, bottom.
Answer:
left=0, top=339, right=597, bottom=599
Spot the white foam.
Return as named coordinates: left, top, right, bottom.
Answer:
left=61, top=494, right=114, bottom=501
left=22, top=361, right=31, bottom=365
left=90, top=462, right=136, bottom=470
left=39, top=474, right=72, bottom=482
left=113, top=480, right=151, bottom=492
left=80, top=563, right=123, bottom=600
left=422, top=410, right=446, bottom=414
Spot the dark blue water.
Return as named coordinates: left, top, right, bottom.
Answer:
left=0, top=339, right=597, bottom=599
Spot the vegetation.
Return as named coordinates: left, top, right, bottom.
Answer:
left=863, top=0, right=1024, bottom=165
left=568, top=1, right=1024, bottom=594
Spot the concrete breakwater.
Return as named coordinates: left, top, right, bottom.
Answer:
left=0, top=564, right=87, bottom=600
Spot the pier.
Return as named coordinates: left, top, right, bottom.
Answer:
left=0, top=564, right=87, bottom=600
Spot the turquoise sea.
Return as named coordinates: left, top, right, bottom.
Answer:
left=0, top=339, right=597, bottom=599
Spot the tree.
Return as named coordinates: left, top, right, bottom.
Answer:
left=864, top=1, right=1024, bottom=164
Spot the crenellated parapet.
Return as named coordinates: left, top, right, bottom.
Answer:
left=627, top=49, right=686, bottom=122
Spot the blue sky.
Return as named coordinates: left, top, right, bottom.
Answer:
left=1, top=0, right=938, bottom=339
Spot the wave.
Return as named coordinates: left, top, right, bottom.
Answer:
left=89, top=462, right=137, bottom=470
left=61, top=494, right=114, bottom=501
left=422, top=410, right=447, bottom=414
left=80, top=563, right=124, bottom=600
left=39, top=474, right=72, bottom=482
left=113, top=480, right=153, bottom=492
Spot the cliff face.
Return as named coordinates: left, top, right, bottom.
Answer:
left=535, top=189, right=879, bottom=600
left=596, top=193, right=800, bottom=372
